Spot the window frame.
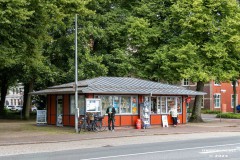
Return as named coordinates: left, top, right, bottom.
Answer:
left=70, top=95, right=85, bottom=115
left=214, top=80, right=221, bottom=86
left=95, top=95, right=138, bottom=115
left=231, top=94, right=238, bottom=108
left=214, top=94, right=221, bottom=108
left=158, top=96, right=182, bottom=114
left=182, top=79, right=189, bottom=86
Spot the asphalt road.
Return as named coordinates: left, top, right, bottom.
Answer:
left=1, top=136, right=240, bottom=160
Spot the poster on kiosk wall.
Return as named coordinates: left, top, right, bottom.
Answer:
left=86, top=98, right=102, bottom=114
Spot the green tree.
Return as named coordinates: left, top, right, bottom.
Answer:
left=0, top=0, right=92, bottom=118
left=0, top=0, right=34, bottom=114
left=20, top=0, right=94, bottom=119
left=146, top=0, right=240, bottom=122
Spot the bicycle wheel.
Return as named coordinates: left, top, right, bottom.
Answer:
left=78, top=120, right=83, bottom=133
left=95, top=121, right=107, bottom=132
left=79, top=121, right=88, bottom=133
left=90, top=122, right=98, bottom=132
left=101, top=121, right=107, bottom=131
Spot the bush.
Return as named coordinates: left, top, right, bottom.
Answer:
left=216, top=112, right=240, bottom=119
left=201, top=110, right=221, bottom=114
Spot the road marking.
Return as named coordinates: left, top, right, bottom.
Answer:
left=200, top=147, right=240, bottom=154
left=81, top=143, right=240, bottom=160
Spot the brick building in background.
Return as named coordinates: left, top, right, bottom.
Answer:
left=180, top=79, right=240, bottom=113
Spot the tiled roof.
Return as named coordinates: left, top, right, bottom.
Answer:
left=31, top=77, right=206, bottom=96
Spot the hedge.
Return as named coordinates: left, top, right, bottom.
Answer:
left=216, top=113, right=240, bottom=119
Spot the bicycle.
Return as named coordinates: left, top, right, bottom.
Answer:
left=78, top=114, right=107, bottom=133
left=94, top=115, right=107, bottom=132
left=78, top=115, right=98, bottom=133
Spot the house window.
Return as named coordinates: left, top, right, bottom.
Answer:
left=231, top=94, right=238, bottom=108
left=214, top=80, right=221, bottom=86
left=95, top=95, right=138, bottom=115
left=214, top=94, right=221, bottom=108
left=70, top=95, right=85, bottom=115
left=183, top=79, right=189, bottom=86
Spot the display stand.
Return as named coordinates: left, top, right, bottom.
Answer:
left=140, top=98, right=151, bottom=129
left=162, top=115, right=168, bottom=127
left=36, top=110, right=47, bottom=125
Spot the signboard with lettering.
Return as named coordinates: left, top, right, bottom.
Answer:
left=86, top=98, right=101, bottom=113
left=36, top=110, right=47, bottom=124
left=162, top=115, right=169, bottom=127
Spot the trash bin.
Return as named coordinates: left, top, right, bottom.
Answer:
left=136, top=119, right=141, bottom=129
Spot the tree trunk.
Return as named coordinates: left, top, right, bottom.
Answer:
left=232, top=80, right=237, bottom=114
left=188, top=81, right=204, bottom=123
left=23, top=81, right=34, bottom=119
left=0, top=77, right=9, bottom=115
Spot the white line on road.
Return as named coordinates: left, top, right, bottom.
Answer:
left=81, top=143, right=240, bottom=160
left=200, top=147, right=240, bottom=154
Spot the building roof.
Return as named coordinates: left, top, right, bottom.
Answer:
left=31, top=77, right=206, bottom=96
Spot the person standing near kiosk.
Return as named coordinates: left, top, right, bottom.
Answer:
left=169, top=105, right=178, bottom=127
left=106, top=105, right=116, bottom=131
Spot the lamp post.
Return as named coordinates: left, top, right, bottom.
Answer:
left=74, top=14, right=79, bottom=133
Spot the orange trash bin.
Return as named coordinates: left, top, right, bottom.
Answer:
left=136, top=119, right=141, bottom=129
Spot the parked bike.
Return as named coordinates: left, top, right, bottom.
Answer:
left=78, top=114, right=107, bottom=133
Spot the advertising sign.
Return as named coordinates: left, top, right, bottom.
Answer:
left=36, top=110, right=47, bottom=124
left=162, top=115, right=168, bottom=127
left=86, top=98, right=101, bottom=113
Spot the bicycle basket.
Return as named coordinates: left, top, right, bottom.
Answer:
left=95, top=116, right=104, bottom=121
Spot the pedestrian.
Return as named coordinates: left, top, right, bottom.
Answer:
left=169, top=105, right=178, bottom=127
left=106, top=105, right=116, bottom=131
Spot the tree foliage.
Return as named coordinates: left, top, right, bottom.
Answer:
left=1, top=0, right=240, bottom=122
left=143, top=0, right=240, bottom=122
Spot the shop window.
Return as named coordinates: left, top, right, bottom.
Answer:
left=132, top=96, right=138, bottom=114
left=95, top=95, right=138, bottom=115
left=151, top=97, right=157, bottom=114
left=98, top=95, right=113, bottom=115
left=214, top=94, right=221, bottom=108
left=156, top=97, right=161, bottom=114
left=176, top=97, right=182, bottom=113
left=160, top=97, right=167, bottom=114
left=70, top=95, right=85, bottom=115
left=167, top=97, right=175, bottom=112
left=121, top=96, right=131, bottom=114
left=113, top=96, right=120, bottom=114
left=159, top=96, right=182, bottom=114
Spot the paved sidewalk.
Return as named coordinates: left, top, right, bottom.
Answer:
left=1, top=115, right=240, bottom=146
